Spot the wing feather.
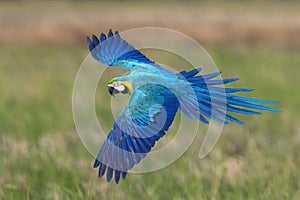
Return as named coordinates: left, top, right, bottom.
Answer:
left=94, top=84, right=179, bottom=183
left=87, top=29, right=154, bottom=71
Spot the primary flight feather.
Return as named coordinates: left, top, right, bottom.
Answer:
left=86, top=29, right=281, bottom=184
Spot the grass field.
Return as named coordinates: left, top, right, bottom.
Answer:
left=1, top=1, right=300, bottom=199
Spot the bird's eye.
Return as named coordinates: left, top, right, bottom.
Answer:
left=120, top=85, right=129, bottom=94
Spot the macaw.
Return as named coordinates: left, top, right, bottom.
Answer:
left=86, top=29, right=281, bottom=184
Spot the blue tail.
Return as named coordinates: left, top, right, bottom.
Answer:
left=177, top=68, right=281, bottom=124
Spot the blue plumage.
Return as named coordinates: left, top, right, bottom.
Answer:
left=87, top=30, right=281, bottom=184
left=93, top=83, right=178, bottom=183
left=87, top=29, right=153, bottom=70
left=176, top=67, right=281, bottom=125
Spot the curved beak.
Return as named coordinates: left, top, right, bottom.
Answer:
left=108, top=85, right=119, bottom=97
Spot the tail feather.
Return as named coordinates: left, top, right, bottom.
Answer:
left=177, top=68, right=281, bottom=124
left=208, top=86, right=253, bottom=93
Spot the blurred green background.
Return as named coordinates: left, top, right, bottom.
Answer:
left=0, top=1, right=299, bottom=199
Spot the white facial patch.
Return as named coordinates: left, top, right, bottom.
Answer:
left=115, top=84, right=125, bottom=92
left=111, top=81, right=125, bottom=92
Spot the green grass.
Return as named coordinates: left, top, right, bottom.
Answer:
left=0, top=44, right=299, bottom=199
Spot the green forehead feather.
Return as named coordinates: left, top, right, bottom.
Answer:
left=108, top=78, right=117, bottom=84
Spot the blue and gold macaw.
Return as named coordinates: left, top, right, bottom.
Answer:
left=87, top=29, right=281, bottom=184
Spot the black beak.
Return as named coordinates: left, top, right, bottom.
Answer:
left=108, top=85, right=119, bottom=97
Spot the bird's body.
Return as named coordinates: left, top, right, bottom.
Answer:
left=86, top=29, right=281, bottom=184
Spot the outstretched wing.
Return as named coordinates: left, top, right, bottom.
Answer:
left=87, top=29, right=154, bottom=71
left=93, top=83, right=179, bottom=183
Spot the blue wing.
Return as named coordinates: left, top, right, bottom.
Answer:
left=87, top=29, right=154, bottom=71
left=93, top=84, right=179, bottom=183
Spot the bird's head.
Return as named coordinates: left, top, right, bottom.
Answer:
left=107, top=78, right=132, bottom=97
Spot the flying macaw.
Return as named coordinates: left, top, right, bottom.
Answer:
left=86, top=29, right=281, bottom=184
